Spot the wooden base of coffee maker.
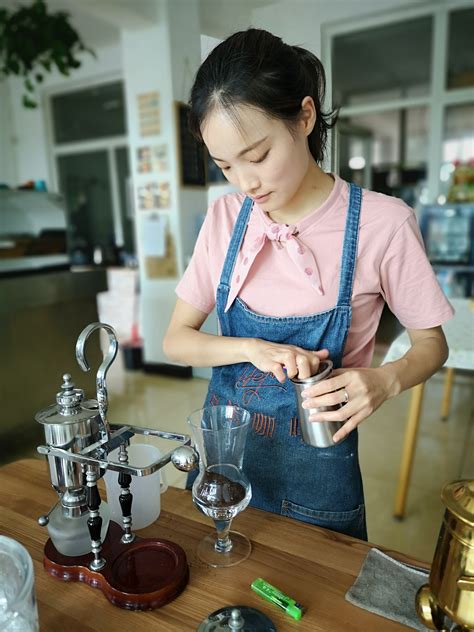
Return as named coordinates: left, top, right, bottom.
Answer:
left=43, top=521, right=189, bottom=610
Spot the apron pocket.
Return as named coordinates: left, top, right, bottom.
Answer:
left=281, top=498, right=366, bottom=539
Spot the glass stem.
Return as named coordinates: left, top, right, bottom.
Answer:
left=214, top=519, right=233, bottom=553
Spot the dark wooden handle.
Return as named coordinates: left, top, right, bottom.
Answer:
left=87, top=515, right=103, bottom=542
left=119, top=492, right=133, bottom=518
left=87, top=484, right=101, bottom=511
left=118, top=472, right=132, bottom=488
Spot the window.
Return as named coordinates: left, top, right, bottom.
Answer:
left=446, top=7, right=474, bottom=90
left=337, top=107, right=428, bottom=206
left=326, top=3, right=474, bottom=204
left=332, top=17, right=432, bottom=107
left=440, top=103, right=474, bottom=203
left=52, top=81, right=126, bottom=144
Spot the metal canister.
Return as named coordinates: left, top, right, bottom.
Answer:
left=291, top=360, right=345, bottom=448
left=416, top=479, right=474, bottom=631
left=35, top=373, right=101, bottom=492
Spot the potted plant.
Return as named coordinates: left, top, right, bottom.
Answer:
left=0, top=0, right=94, bottom=107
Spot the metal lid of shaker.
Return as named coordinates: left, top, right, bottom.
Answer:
left=290, top=360, right=333, bottom=385
left=35, top=373, right=99, bottom=425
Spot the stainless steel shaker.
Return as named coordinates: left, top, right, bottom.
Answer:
left=291, top=360, right=345, bottom=448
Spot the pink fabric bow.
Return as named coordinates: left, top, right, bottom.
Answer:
left=224, top=221, right=324, bottom=312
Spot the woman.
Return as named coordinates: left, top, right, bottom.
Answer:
left=163, top=29, right=452, bottom=540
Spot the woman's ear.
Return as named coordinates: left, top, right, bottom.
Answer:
left=300, top=96, right=317, bottom=136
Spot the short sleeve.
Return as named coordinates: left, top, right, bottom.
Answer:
left=175, top=210, right=216, bottom=314
left=380, top=213, right=454, bottom=329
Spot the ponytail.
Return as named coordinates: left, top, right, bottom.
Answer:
left=291, top=45, right=339, bottom=164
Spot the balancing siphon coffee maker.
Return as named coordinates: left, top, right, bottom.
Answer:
left=35, top=322, right=199, bottom=610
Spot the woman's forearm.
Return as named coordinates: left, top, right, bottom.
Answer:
left=164, top=325, right=328, bottom=379
left=163, top=326, right=252, bottom=367
left=377, top=330, right=449, bottom=399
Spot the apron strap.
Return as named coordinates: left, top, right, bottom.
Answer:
left=219, top=195, right=254, bottom=289
left=337, top=183, right=362, bottom=307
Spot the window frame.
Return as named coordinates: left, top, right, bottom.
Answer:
left=322, top=0, right=474, bottom=204
left=43, top=73, right=129, bottom=248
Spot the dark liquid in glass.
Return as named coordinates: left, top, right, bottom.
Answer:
left=195, top=470, right=246, bottom=508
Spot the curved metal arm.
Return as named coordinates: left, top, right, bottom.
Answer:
left=76, top=322, right=118, bottom=441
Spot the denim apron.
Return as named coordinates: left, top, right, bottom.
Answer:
left=188, top=183, right=367, bottom=540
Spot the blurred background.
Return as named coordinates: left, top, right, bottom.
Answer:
left=0, top=0, right=472, bottom=562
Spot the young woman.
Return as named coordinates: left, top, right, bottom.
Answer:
left=163, top=28, right=452, bottom=540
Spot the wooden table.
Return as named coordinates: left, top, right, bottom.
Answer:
left=1, top=459, right=428, bottom=631
left=383, top=298, right=474, bottom=519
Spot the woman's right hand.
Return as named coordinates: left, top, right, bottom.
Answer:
left=244, top=339, right=329, bottom=383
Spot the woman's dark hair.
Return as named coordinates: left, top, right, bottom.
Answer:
left=189, top=28, right=338, bottom=165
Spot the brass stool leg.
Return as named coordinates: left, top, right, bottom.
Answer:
left=394, top=383, right=425, bottom=520
left=440, top=367, right=455, bottom=421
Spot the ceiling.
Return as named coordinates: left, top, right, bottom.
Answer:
left=0, top=0, right=274, bottom=48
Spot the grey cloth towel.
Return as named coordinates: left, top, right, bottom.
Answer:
left=345, top=548, right=436, bottom=630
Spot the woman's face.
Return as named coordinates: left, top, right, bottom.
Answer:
left=201, top=103, right=314, bottom=215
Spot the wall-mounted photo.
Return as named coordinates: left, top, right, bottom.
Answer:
left=137, top=181, right=170, bottom=210
left=137, top=144, right=169, bottom=174
left=138, top=91, right=161, bottom=137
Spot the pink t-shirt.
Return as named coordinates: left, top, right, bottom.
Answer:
left=176, top=174, right=454, bottom=367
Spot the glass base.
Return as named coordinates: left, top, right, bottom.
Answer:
left=197, top=531, right=251, bottom=568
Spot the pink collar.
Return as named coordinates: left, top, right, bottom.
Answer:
left=224, top=217, right=324, bottom=312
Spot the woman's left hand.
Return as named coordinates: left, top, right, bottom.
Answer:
left=301, top=367, right=393, bottom=443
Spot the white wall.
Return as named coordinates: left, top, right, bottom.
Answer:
left=0, top=81, right=18, bottom=187
left=168, top=0, right=209, bottom=267
left=200, top=34, right=222, bottom=61
left=121, top=0, right=207, bottom=366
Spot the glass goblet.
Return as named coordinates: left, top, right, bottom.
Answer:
left=188, top=405, right=252, bottom=568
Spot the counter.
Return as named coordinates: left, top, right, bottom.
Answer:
left=0, top=458, right=430, bottom=631
left=0, top=269, right=106, bottom=455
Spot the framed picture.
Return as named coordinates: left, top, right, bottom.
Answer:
left=137, top=182, right=171, bottom=210
left=137, top=144, right=169, bottom=174
left=138, top=92, right=161, bottom=137
left=175, top=101, right=206, bottom=187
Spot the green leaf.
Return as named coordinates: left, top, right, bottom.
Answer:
left=8, top=59, right=20, bottom=74
left=0, top=0, right=95, bottom=108
left=22, top=94, right=37, bottom=108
